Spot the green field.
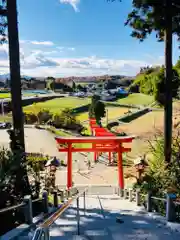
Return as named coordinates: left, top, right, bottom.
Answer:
left=24, top=97, right=91, bottom=113
left=116, top=93, right=154, bottom=106
left=76, top=106, right=130, bottom=122
left=0, top=93, right=35, bottom=99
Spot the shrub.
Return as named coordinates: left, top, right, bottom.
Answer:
left=51, top=108, right=84, bottom=132
left=135, top=127, right=180, bottom=198
left=24, top=109, right=52, bottom=125
left=37, top=109, right=52, bottom=124
left=24, top=112, right=37, bottom=124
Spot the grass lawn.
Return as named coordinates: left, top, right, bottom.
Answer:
left=0, top=93, right=11, bottom=99
left=116, top=93, right=154, bottom=106
left=24, top=97, right=90, bottom=113
left=0, top=93, right=35, bottom=99
left=0, top=114, right=12, bottom=122
left=49, top=127, right=91, bottom=148
left=76, top=106, right=130, bottom=124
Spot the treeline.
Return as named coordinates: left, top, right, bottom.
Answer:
left=129, top=60, right=180, bottom=105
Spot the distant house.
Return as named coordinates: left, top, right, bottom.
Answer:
left=117, top=87, right=128, bottom=95
left=35, top=81, right=46, bottom=89
left=101, top=94, right=116, bottom=101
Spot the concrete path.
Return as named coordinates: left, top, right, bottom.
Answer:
left=49, top=195, right=180, bottom=240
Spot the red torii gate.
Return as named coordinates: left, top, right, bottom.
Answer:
left=55, top=136, right=134, bottom=190
left=89, top=118, right=116, bottom=163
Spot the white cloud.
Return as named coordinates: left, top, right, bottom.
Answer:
left=59, top=0, right=80, bottom=12
left=30, top=41, right=54, bottom=46
left=57, top=47, right=64, bottom=50
left=20, top=55, right=148, bottom=77
left=68, top=47, right=75, bottom=51
left=19, top=40, right=27, bottom=44
left=0, top=42, right=165, bottom=77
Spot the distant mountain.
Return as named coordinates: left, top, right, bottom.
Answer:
left=0, top=74, right=42, bottom=82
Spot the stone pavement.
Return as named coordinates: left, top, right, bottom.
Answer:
left=49, top=195, right=180, bottom=240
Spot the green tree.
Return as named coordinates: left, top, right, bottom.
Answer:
left=89, top=95, right=106, bottom=125
left=0, top=0, right=7, bottom=44
left=120, top=0, right=179, bottom=164
left=130, top=65, right=180, bottom=104
left=155, top=67, right=180, bottom=105
left=124, top=0, right=180, bottom=44
left=72, top=81, right=76, bottom=92
left=46, top=77, right=55, bottom=91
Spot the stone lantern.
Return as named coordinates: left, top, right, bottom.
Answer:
left=134, top=155, right=147, bottom=183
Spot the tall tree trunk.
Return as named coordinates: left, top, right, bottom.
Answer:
left=164, top=0, right=173, bottom=163
left=7, top=0, right=31, bottom=196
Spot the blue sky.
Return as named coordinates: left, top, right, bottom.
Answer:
left=0, top=0, right=179, bottom=77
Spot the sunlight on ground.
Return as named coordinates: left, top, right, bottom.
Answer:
left=116, top=93, right=154, bottom=106
left=24, top=97, right=90, bottom=113
left=76, top=107, right=130, bottom=123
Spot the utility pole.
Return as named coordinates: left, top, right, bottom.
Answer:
left=164, top=0, right=173, bottom=163
left=7, top=0, right=25, bottom=151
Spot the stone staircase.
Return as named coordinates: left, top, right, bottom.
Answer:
left=17, top=190, right=180, bottom=240
left=3, top=186, right=180, bottom=240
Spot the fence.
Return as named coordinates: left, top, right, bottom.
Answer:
left=1, top=185, right=180, bottom=238
left=32, top=188, right=87, bottom=240
left=0, top=188, right=78, bottom=236
left=123, top=189, right=180, bottom=223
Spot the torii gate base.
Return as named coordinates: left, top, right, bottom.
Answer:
left=55, top=136, right=134, bottom=191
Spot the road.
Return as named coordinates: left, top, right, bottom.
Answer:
left=0, top=128, right=121, bottom=186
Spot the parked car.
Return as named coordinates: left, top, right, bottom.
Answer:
left=0, top=122, right=12, bottom=129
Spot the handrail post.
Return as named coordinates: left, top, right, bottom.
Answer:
left=60, top=191, right=64, bottom=203
left=44, top=227, right=50, bottom=240
left=136, top=189, right=141, bottom=206
left=147, top=191, right=152, bottom=212
left=77, top=197, right=80, bottom=235
left=23, top=195, right=33, bottom=225
left=53, top=190, right=58, bottom=208
left=129, top=189, right=133, bottom=202
left=166, top=194, right=176, bottom=222
left=83, top=191, right=86, bottom=215
left=42, top=191, right=49, bottom=214
left=124, top=189, right=128, bottom=199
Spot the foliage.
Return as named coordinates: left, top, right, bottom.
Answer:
left=50, top=108, right=84, bottom=132
left=24, top=112, right=37, bottom=124
left=24, top=109, right=52, bottom=124
left=37, top=109, right=52, bottom=124
left=0, top=1, right=7, bottom=44
left=0, top=147, right=58, bottom=234
left=72, top=81, right=76, bottom=91
left=154, top=67, right=180, bottom=105
left=89, top=95, right=106, bottom=125
left=124, top=0, right=180, bottom=45
left=46, top=77, right=55, bottom=91
left=135, top=127, right=180, bottom=198
left=130, top=65, right=180, bottom=105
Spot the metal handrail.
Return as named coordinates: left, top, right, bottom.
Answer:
left=151, top=196, right=167, bottom=202
left=32, top=188, right=87, bottom=240
left=32, top=198, right=42, bottom=203
left=0, top=202, right=26, bottom=214
left=0, top=197, right=42, bottom=214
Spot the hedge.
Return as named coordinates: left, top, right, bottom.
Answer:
left=102, top=101, right=140, bottom=109
left=71, top=104, right=90, bottom=114
left=118, top=107, right=150, bottom=123
left=3, top=95, right=64, bottom=113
